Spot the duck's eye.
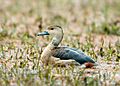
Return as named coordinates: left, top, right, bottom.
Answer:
left=50, top=28, right=54, bottom=30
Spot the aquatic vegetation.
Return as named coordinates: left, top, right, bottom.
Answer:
left=0, top=0, right=120, bottom=85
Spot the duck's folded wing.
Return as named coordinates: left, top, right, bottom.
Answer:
left=52, top=47, right=95, bottom=64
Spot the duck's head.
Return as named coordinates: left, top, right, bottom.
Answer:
left=37, top=25, right=63, bottom=37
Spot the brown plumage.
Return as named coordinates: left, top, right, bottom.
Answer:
left=37, top=25, right=96, bottom=66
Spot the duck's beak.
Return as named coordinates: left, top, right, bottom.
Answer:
left=37, top=31, right=49, bottom=36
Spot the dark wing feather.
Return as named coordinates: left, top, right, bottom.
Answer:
left=52, top=47, right=95, bottom=64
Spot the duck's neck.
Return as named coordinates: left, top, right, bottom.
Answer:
left=41, top=32, right=63, bottom=57
left=50, top=34, right=63, bottom=47
left=40, top=32, right=63, bottom=64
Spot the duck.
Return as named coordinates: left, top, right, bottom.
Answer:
left=37, top=25, right=96, bottom=67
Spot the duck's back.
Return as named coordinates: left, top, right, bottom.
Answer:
left=52, top=47, right=95, bottom=64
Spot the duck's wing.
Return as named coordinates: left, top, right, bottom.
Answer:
left=52, top=47, right=95, bottom=64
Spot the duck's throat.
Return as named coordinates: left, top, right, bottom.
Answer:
left=51, top=35, right=63, bottom=46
